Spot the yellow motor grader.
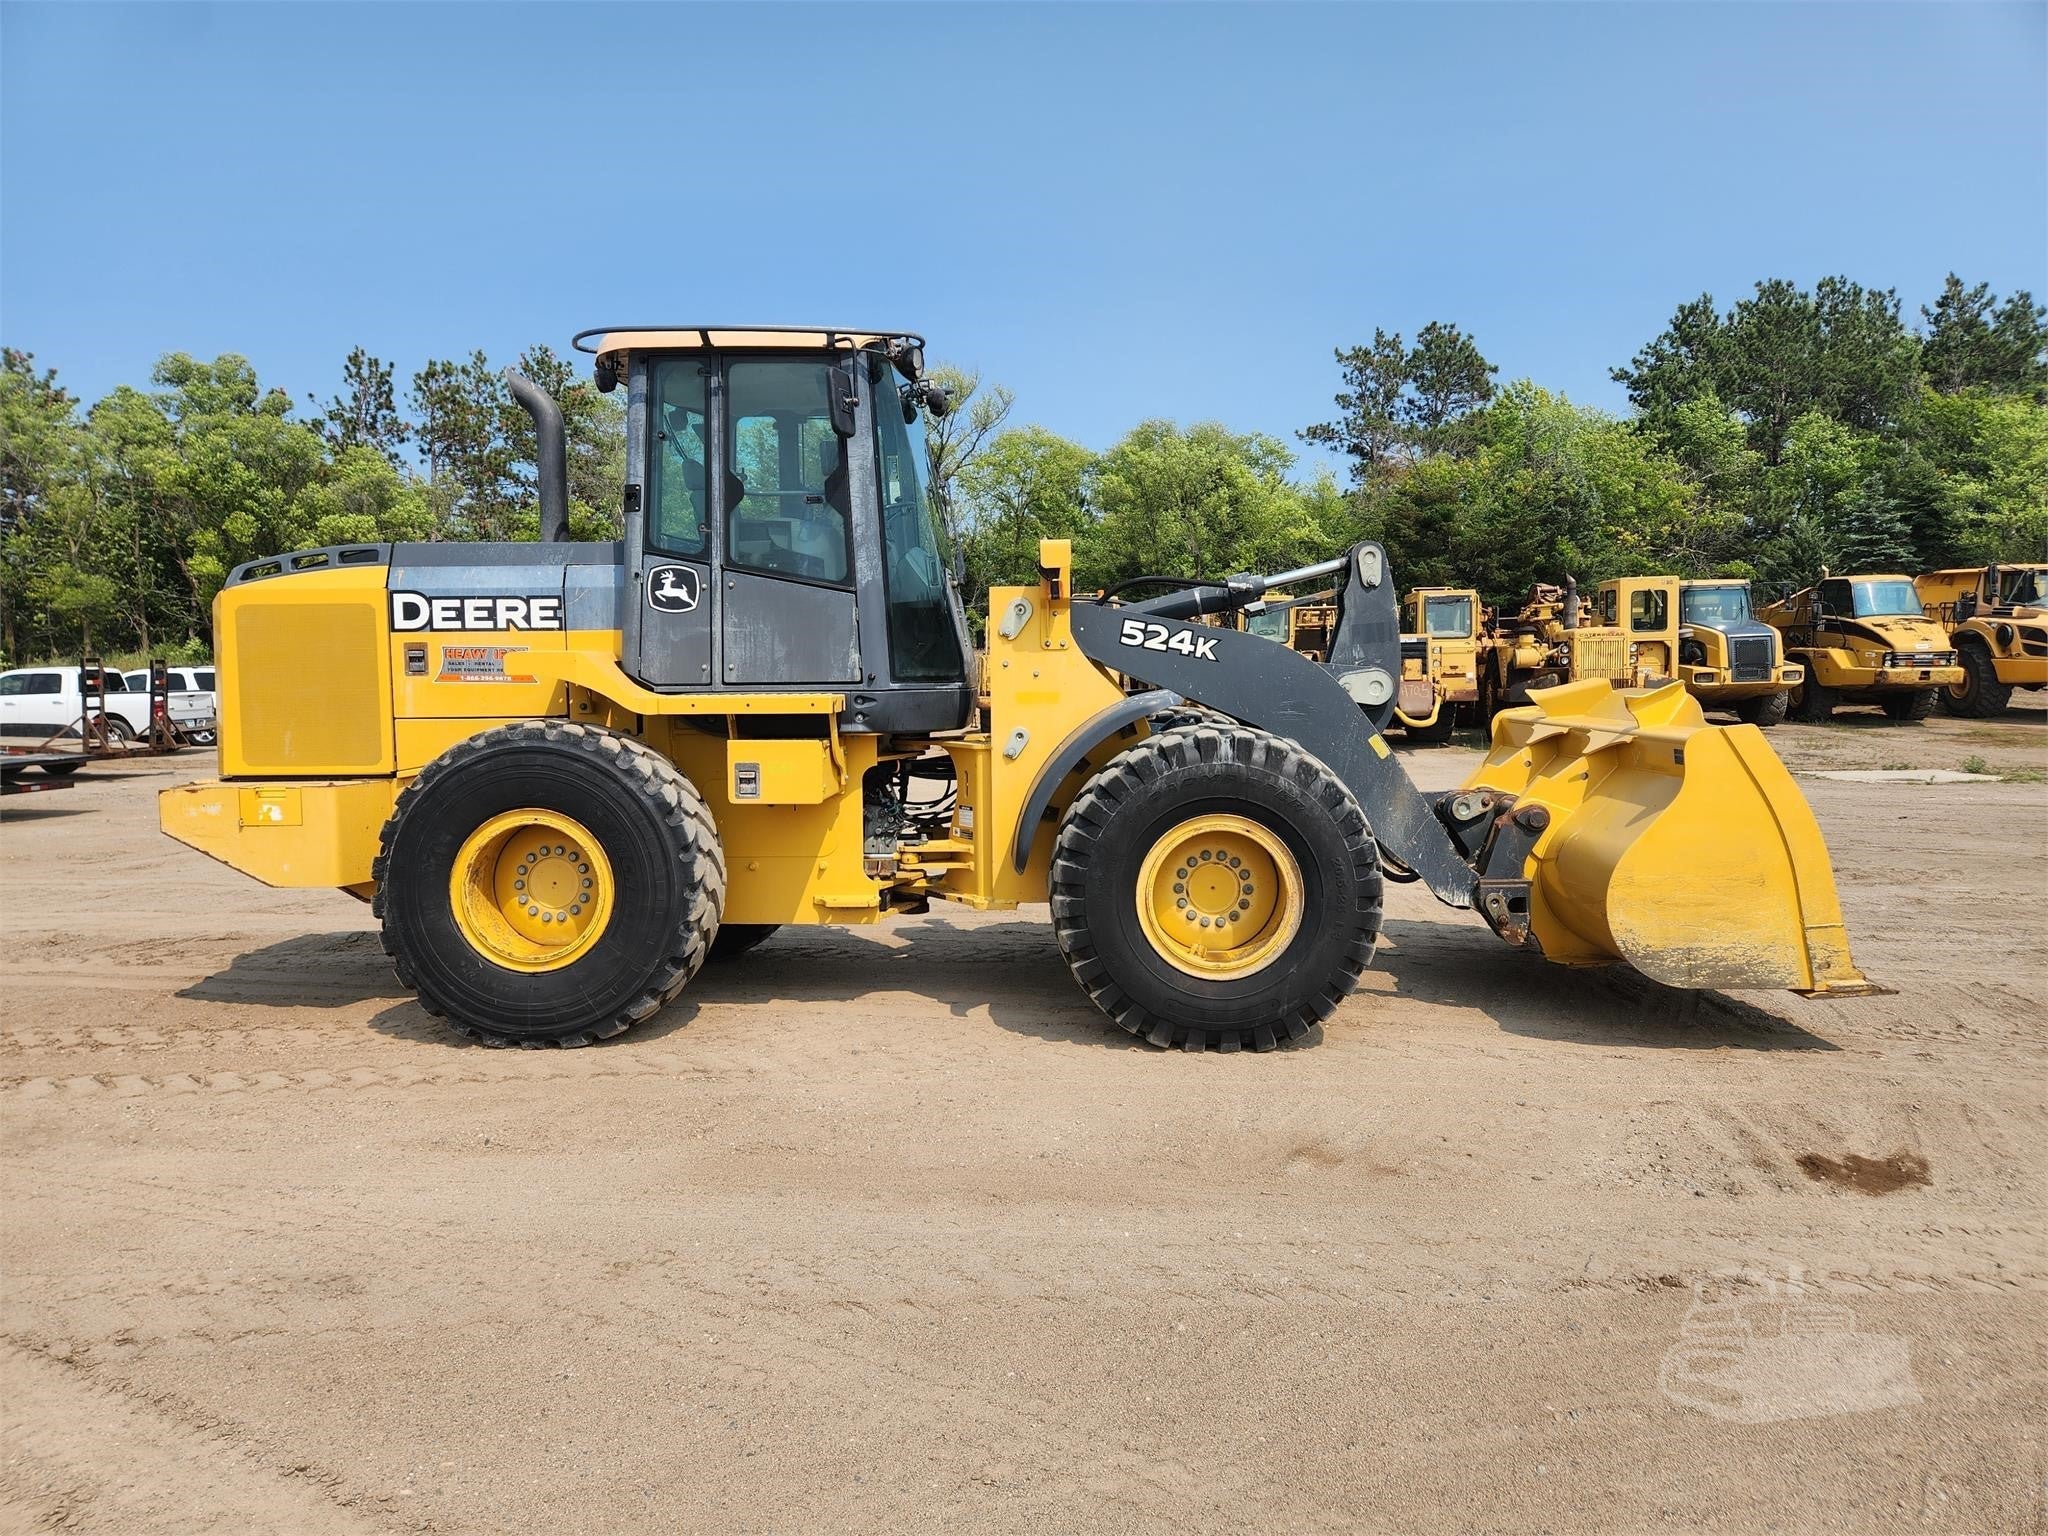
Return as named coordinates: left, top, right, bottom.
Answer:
left=1914, top=564, right=2048, bottom=717
left=159, top=326, right=1876, bottom=1052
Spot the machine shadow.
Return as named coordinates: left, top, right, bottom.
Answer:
left=179, top=930, right=407, bottom=1009
left=1372, top=917, right=1840, bottom=1052
left=191, top=914, right=1832, bottom=1056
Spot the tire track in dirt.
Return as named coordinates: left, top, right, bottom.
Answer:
left=0, top=1340, right=383, bottom=1535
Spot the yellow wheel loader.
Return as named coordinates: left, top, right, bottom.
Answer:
left=1914, top=564, right=2048, bottom=718
left=159, top=327, right=1877, bottom=1052
left=1758, top=576, right=1963, bottom=723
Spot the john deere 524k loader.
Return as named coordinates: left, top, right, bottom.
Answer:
left=160, top=326, right=1875, bottom=1052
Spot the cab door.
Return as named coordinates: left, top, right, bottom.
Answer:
left=715, top=357, right=859, bottom=687
left=632, top=358, right=717, bottom=688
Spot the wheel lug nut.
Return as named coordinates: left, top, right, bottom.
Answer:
left=1176, top=897, right=1188, bottom=909
left=1184, top=910, right=1196, bottom=922
left=514, top=879, right=525, bottom=891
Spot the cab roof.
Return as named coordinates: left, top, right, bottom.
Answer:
left=573, top=325, right=925, bottom=371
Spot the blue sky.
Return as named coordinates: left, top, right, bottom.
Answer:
left=3, top=2, right=2043, bottom=475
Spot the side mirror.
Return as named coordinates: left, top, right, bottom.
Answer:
left=828, top=358, right=859, bottom=438
left=921, top=380, right=953, bottom=418
left=951, top=545, right=966, bottom=585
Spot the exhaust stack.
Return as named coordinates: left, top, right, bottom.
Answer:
left=504, top=368, right=569, bottom=542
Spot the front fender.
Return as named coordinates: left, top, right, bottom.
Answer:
left=1010, top=689, right=1179, bottom=872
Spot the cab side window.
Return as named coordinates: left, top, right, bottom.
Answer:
left=724, top=360, right=849, bottom=585
left=1600, top=589, right=1618, bottom=626
left=1629, top=589, right=1668, bottom=632
left=1817, top=578, right=1852, bottom=618
left=648, top=361, right=710, bottom=558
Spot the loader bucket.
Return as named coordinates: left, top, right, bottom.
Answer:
left=1461, top=679, right=1877, bottom=995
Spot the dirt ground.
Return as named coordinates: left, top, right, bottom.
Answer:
left=2, top=695, right=2043, bottom=1536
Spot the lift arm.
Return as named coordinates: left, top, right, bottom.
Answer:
left=1070, top=545, right=1480, bottom=907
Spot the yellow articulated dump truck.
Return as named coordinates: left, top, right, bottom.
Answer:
left=1914, top=564, right=2048, bottom=717
left=1758, top=575, right=1963, bottom=722
left=159, top=326, right=1877, bottom=1053
left=1672, top=579, right=1802, bottom=727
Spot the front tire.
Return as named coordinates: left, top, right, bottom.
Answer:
left=1881, top=689, right=1937, bottom=722
left=1939, top=644, right=2011, bottom=718
left=374, top=721, right=725, bottom=1047
left=1050, top=722, right=1382, bottom=1052
left=1736, top=691, right=1790, bottom=727
left=1790, top=678, right=1837, bottom=723
left=1402, top=708, right=1457, bottom=743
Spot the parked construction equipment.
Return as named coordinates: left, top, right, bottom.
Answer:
left=158, top=326, right=1876, bottom=1053
left=1672, top=579, right=1801, bottom=727
left=1758, top=575, right=1962, bottom=722
left=1914, top=564, right=2047, bottom=717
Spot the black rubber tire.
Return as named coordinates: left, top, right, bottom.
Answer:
left=1790, top=679, right=1837, bottom=723
left=1735, top=690, right=1790, bottom=727
left=1050, top=722, right=1383, bottom=1053
left=1938, top=644, right=2012, bottom=719
left=373, top=720, right=725, bottom=1047
left=1402, top=711, right=1457, bottom=743
left=1880, top=689, right=1937, bottom=722
left=707, top=923, right=780, bottom=962
left=95, top=715, right=135, bottom=745
left=36, top=762, right=82, bottom=779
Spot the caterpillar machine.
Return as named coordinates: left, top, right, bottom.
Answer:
left=159, top=326, right=1877, bottom=1052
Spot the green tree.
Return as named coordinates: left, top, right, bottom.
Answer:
left=1616, top=277, right=1922, bottom=462
left=0, top=349, right=84, bottom=661
left=922, top=364, right=1014, bottom=556
left=1921, top=274, right=2048, bottom=398
left=1401, top=320, right=1497, bottom=452
left=311, top=347, right=410, bottom=462
left=953, top=425, right=1092, bottom=616
left=1087, top=421, right=1336, bottom=589
left=1300, top=329, right=1409, bottom=485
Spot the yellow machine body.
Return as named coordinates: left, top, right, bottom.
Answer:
left=163, top=539, right=1871, bottom=1003
left=1394, top=588, right=1481, bottom=731
left=1759, top=577, right=1963, bottom=701
left=1916, top=565, right=2048, bottom=690
left=1668, top=579, right=1802, bottom=711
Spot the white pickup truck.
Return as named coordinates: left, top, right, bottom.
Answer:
left=0, top=665, right=217, bottom=746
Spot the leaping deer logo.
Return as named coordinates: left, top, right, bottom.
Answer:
left=648, top=565, right=700, bottom=613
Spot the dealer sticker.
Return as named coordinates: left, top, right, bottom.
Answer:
left=436, top=645, right=535, bottom=684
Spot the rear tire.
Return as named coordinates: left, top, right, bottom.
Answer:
left=1050, top=723, right=1382, bottom=1052
left=708, top=923, right=779, bottom=962
left=1790, top=679, right=1837, bottom=723
left=1939, top=644, right=2011, bottom=718
left=1736, top=691, right=1790, bottom=727
left=1881, top=689, right=1937, bottom=722
left=374, top=720, right=725, bottom=1047
left=91, top=715, right=135, bottom=745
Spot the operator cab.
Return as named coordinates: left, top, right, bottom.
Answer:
left=576, top=326, right=973, bottom=735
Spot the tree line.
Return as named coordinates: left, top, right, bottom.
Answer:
left=1, top=271, right=2041, bottom=665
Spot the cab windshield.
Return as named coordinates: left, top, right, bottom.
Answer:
left=1680, top=585, right=1752, bottom=627
left=1997, top=568, right=2046, bottom=607
left=870, top=357, right=962, bottom=682
left=1423, top=595, right=1473, bottom=638
left=1850, top=579, right=1923, bottom=619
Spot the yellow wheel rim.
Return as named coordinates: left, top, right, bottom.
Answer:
left=1134, top=813, right=1304, bottom=980
left=448, top=809, right=615, bottom=973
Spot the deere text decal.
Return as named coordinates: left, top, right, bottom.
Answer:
left=390, top=592, right=564, bottom=632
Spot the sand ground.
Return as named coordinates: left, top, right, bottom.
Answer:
left=2, top=697, right=2043, bottom=1535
